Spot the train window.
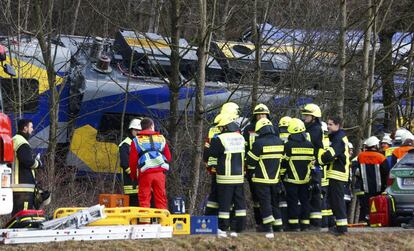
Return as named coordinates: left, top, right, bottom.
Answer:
left=96, top=113, right=144, bottom=143
left=0, top=78, right=39, bottom=113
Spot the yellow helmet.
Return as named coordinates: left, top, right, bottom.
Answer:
left=278, top=116, right=292, bottom=127
left=301, top=103, right=322, bottom=118
left=221, top=102, right=239, bottom=119
left=255, top=118, right=273, bottom=132
left=287, top=118, right=306, bottom=134
left=213, top=113, right=225, bottom=124
left=216, top=116, right=235, bottom=127
left=253, top=103, right=270, bottom=115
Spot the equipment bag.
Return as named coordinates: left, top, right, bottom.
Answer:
left=369, top=194, right=395, bottom=227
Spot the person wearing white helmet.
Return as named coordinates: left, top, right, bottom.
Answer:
left=354, top=136, right=389, bottom=223
left=118, top=118, right=142, bottom=206
left=390, top=129, right=414, bottom=167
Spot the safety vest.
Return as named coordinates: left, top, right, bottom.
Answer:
left=357, top=151, right=386, bottom=194
left=119, top=137, right=137, bottom=195
left=248, top=144, right=284, bottom=184
left=206, top=126, right=221, bottom=171
left=12, top=134, right=37, bottom=193
left=216, top=132, right=245, bottom=184
left=393, top=145, right=414, bottom=161
left=284, top=146, right=315, bottom=184
left=133, top=134, right=169, bottom=173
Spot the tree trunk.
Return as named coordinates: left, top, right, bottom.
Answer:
left=167, top=0, right=182, bottom=197
left=378, top=30, right=396, bottom=132
left=251, top=0, right=260, bottom=111
left=34, top=0, right=59, bottom=191
left=217, top=0, right=230, bottom=40
left=337, top=0, right=347, bottom=119
left=189, top=0, right=215, bottom=214
left=71, top=0, right=81, bottom=35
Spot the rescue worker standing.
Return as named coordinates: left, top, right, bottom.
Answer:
left=318, top=116, right=350, bottom=235
left=320, top=121, right=334, bottom=228
left=119, top=118, right=141, bottom=206
left=354, top=136, right=389, bottom=222
left=12, top=119, right=43, bottom=215
left=282, top=118, right=315, bottom=231
left=301, top=103, right=324, bottom=228
left=204, top=102, right=240, bottom=215
left=278, top=116, right=292, bottom=143
left=246, top=118, right=284, bottom=238
left=390, top=131, right=414, bottom=167
left=209, top=116, right=246, bottom=237
left=243, top=103, right=271, bottom=228
left=129, top=118, right=171, bottom=209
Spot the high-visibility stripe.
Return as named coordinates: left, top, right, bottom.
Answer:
left=248, top=151, right=260, bottom=161
left=279, top=201, right=287, bottom=208
left=310, top=212, right=322, bottom=219
left=252, top=177, right=279, bottom=184
left=289, top=156, right=314, bottom=161
left=216, top=175, right=244, bottom=184
left=263, top=215, right=275, bottom=224
left=235, top=209, right=247, bottom=217
left=219, top=212, right=230, bottom=219
left=263, top=145, right=284, bottom=153
left=300, top=219, right=310, bottom=225
left=259, top=161, right=269, bottom=180
left=273, top=218, right=283, bottom=226
left=288, top=219, right=299, bottom=224
left=23, top=202, right=28, bottom=210
left=291, top=148, right=314, bottom=155
left=206, top=201, right=219, bottom=209
left=321, top=209, right=333, bottom=216
left=260, top=154, right=283, bottom=159
left=336, top=218, right=348, bottom=226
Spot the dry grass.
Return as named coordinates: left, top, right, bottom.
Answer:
left=2, top=231, right=414, bottom=251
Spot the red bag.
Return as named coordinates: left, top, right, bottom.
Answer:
left=369, top=194, right=395, bottom=227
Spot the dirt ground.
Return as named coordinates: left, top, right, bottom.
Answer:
left=2, top=229, right=414, bottom=251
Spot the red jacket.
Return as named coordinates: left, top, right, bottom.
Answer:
left=129, top=130, right=172, bottom=180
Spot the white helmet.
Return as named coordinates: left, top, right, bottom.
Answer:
left=381, top=133, right=392, bottom=145
left=348, top=142, right=354, bottom=149
left=129, top=118, right=142, bottom=130
left=395, top=128, right=414, bottom=144
left=364, top=136, right=380, bottom=148
left=321, top=121, right=328, bottom=132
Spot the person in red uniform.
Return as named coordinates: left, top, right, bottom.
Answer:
left=129, top=118, right=172, bottom=209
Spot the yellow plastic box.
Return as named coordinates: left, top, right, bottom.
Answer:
left=171, top=214, right=191, bottom=235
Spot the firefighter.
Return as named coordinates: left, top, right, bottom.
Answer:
left=129, top=118, right=172, bottom=209
left=278, top=116, right=292, bottom=143
left=320, top=121, right=334, bottom=228
left=246, top=118, right=284, bottom=238
left=119, top=118, right=141, bottom=206
left=11, top=119, right=44, bottom=215
left=354, top=136, right=389, bottom=222
left=390, top=130, right=414, bottom=167
left=243, top=103, right=271, bottom=229
left=209, top=116, right=246, bottom=238
left=318, top=116, right=350, bottom=235
left=301, top=103, right=323, bottom=229
left=282, top=118, right=315, bottom=231
left=380, top=134, right=392, bottom=155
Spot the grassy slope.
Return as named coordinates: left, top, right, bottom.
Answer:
left=2, top=231, right=414, bottom=251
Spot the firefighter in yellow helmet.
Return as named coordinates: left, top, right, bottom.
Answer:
left=246, top=118, right=284, bottom=238
left=281, top=118, right=315, bottom=231
left=278, top=116, right=292, bottom=143
left=119, top=118, right=142, bottom=206
left=208, top=115, right=246, bottom=237
left=320, top=121, right=334, bottom=228
left=221, top=102, right=240, bottom=120
left=203, top=112, right=226, bottom=215
left=243, top=103, right=271, bottom=228
left=301, top=103, right=323, bottom=229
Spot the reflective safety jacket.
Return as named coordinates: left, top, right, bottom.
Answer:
left=279, top=127, right=289, bottom=143
left=385, top=146, right=397, bottom=170
left=203, top=126, right=221, bottom=174
left=282, top=133, right=315, bottom=184
left=12, top=134, right=41, bottom=193
left=246, top=126, right=284, bottom=184
left=119, top=137, right=138, bottom=195
left=390, top=145, right=414, bottom=168
left=318, top=129, right=350, bottom=182
left=209, top=123, right=245, bottom=184
left=305, top=120, right=324, bottom=163
left=129, top=130, right=172, bottom=179
left=243, top=122, right=259, bottom=171
left=355, top=150, right=388, bottom=194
